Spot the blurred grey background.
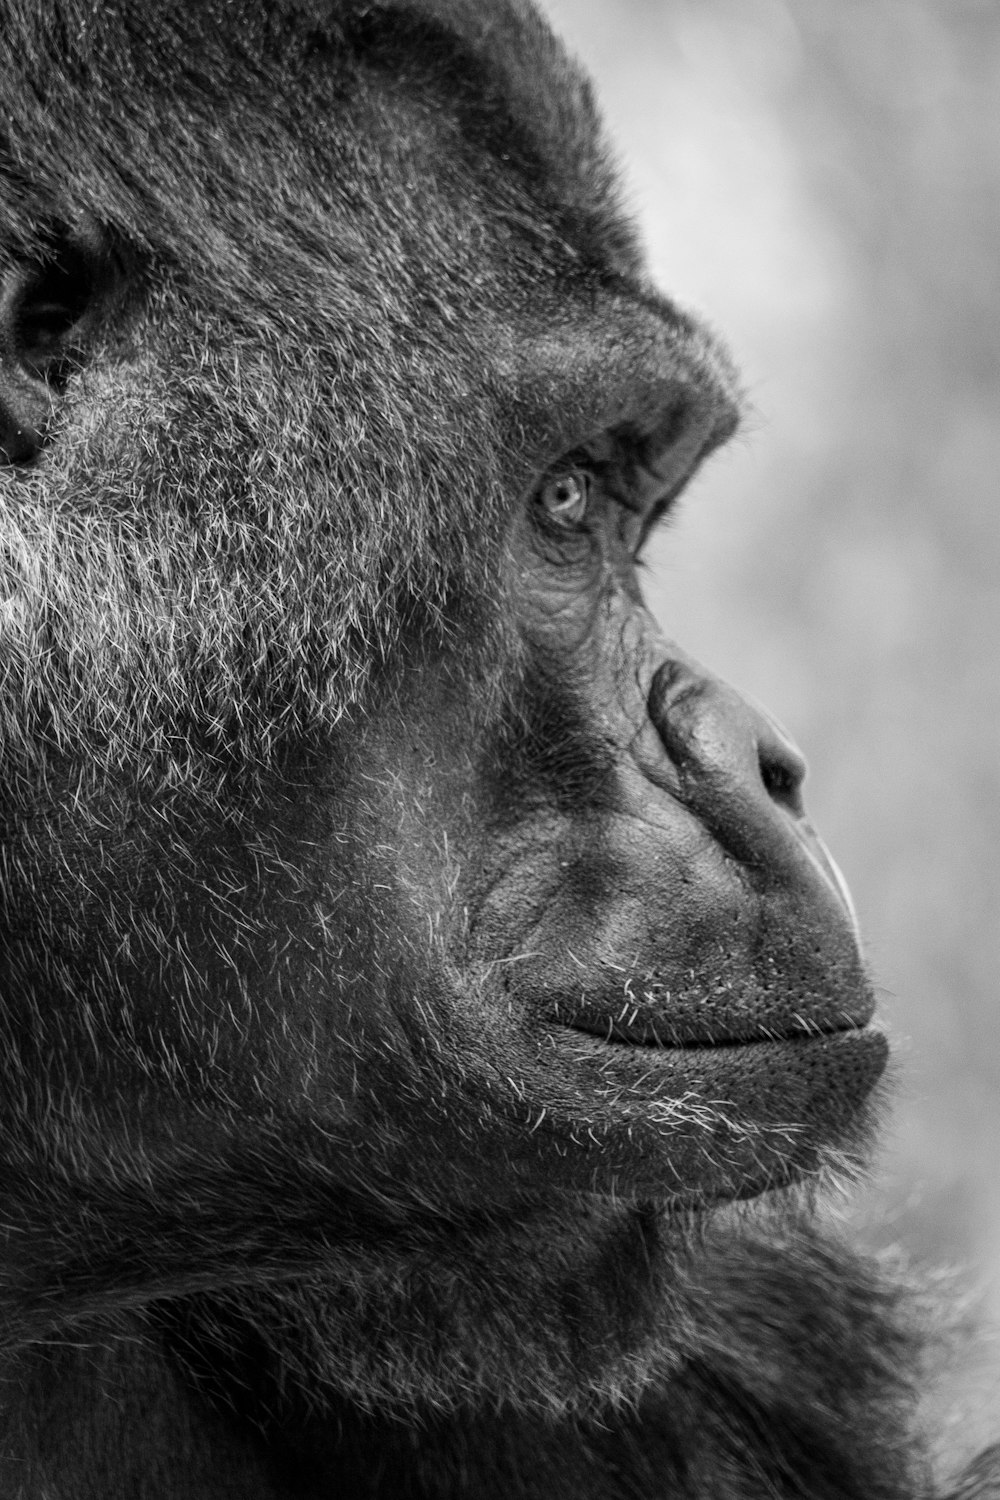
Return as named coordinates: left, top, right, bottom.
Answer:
left=539, top=0, right=1000, bottom=1457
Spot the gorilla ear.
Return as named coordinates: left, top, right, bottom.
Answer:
left=0, top=224, right=122, bottom=465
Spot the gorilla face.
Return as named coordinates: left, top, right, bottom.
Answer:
left=336, top=393, right=883, bottom=1209
left=0, top=0, right=884, bottom=1345
left=464, top=470, right=880, bottom=1203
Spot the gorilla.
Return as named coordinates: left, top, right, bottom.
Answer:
left=0, top=0, right=995, bottom=1495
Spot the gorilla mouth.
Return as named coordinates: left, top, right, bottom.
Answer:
left=563, top=1015, right=872, bottom=1050
left=556, top=1018, right=890, bottom=1138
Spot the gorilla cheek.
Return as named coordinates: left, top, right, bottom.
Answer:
left=477, top=819, right=740, bottom=1011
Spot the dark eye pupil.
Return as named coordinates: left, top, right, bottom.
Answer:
left=540, top=470, right=589, bottom=523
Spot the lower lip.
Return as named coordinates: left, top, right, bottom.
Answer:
left=552, top=1022, right=889, bottom=1086
left=527, top=1024, right=890, bottom=1199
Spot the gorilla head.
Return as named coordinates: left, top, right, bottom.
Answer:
left=0, top=1, right=909, bottom=1486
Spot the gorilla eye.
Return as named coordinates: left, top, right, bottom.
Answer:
left=0, top=229, right=124, bottom=465
left=15, top=244, right=95, bottom=378
left=538, top=470, right=591, bottom=526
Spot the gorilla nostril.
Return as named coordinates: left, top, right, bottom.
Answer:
left=759, top=746, right=805, bottom=816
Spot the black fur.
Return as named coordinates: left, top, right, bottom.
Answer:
left=0, top=2, right=997, bottom=1496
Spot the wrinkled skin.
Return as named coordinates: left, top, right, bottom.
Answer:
left=0, top=1, right=996, bottom=1497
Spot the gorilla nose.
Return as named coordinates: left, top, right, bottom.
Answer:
left=646, top=656, right=860, bottom=939
left=647, top=656, right=806, bottom=820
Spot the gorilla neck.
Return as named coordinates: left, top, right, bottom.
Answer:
left=1, top=1199, right=928, bottom=1500
left=157, top=1195, right=689, bottom=1420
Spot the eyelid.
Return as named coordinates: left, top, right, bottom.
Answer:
left=530, top=444, right=678, bottom=561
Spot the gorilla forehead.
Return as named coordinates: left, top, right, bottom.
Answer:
left=1, top=0, right=721, bottom=486
left=1, top=0, right=634, bottom=282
